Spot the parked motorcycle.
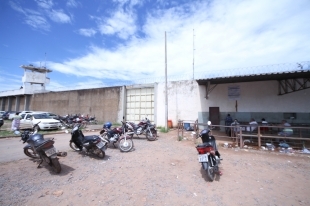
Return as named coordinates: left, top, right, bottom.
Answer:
left=69, top=123, right=108, bottom=158
left=99, top=121, right=134, bottom=152
left=195, top=121, right=222, bottom=181
left=20, top=122, right=62, bottom=173
left=125, top=117, right=157, bottom=141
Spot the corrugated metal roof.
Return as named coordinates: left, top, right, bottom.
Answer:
left=196, top=69, right=310, bottom=85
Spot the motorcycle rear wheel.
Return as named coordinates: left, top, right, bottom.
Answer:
left=119, top=139, right=134, bottom=152
left=50, top=158, right=61, bottom=173
left=24, top=147, right=39, bottom=158
left=146, top=129, right=157, bottom=141
left=69, top=142, right=81, bottom=151
left=206, top=163, right=215, bottom=182
left=94, top=148, right=105, bottom=159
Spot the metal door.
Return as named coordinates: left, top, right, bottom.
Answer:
left=209, top=107, right=220, bottom=128
left=126, top=88, right=154, bottom=124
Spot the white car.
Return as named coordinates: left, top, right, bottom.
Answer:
left=20, top=112, right=61, bottom=131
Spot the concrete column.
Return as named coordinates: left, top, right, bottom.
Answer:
left=154, top=82, right=158, bottom=125
left=8, top=97, right=12, bottom=111
left=24, top=95, right=31, bottom=111
left=0, top=97, right=5, bottom=111
left=15, top=96, right=20, bottom=111
left=122, top=86, right=126, bottom=121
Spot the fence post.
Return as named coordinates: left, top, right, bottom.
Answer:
left=239, top=129, right=243, bottom=148
left=258, top=127, right=261, bottom=148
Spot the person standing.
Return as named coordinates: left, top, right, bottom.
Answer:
left=225, top=114, right=233, bottom=136
left=231, top=119, right=240, bottom=141
left=11, top=112, right=21, bottom=131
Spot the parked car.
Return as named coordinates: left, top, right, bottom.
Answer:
left=8, top=111, right=21, bottom=120
left=0, top=111, right=5, bottom=118
left=0, top=115, right=3, bottom=129
left=2, top=111, right=16, bottom=120
left=19, top=112, right=62, bottom=131
left=38, top=112, right=59, bottom=120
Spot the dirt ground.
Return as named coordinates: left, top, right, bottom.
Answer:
left=0, top=128, right=310, bottom=206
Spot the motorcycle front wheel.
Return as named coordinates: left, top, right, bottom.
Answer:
left=146, top=129, right=157, bottom=141
left=119, top=138, right=134, bottom=152
left=50, top=157, right=61, bottom=173
left=24, top=147, right=39, bottom=158
left=69, top=142, right=82, bottom=151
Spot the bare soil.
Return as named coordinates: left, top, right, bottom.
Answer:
left=0, top=129, right=310, bottom=206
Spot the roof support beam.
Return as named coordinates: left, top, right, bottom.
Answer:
left=205, top=81, right=217, bottom=99
left=278, top=78, right=310, bottom=95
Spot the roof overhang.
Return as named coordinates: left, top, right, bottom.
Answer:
left=196, top=70, right=310, bottom=85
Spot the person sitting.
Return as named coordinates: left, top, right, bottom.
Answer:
left=261, top=118, right=268, bottom=125
left=278, top=120, right=293, bottom=136
left=246, top=118, right=258, bottom=132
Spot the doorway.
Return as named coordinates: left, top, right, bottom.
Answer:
left=209, top=107, right=220, bottom=128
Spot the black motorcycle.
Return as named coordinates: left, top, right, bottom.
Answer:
left=195, top=121, right=222, bottom=181
left=69, top=123, right=108, bottom=158
left=20, top=122, right=62, bottom=173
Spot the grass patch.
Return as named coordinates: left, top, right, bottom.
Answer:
left=0, top=129, right=63, bottom=138
left=158, top=126, right=169, bottom=133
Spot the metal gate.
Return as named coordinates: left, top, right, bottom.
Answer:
left=126, top=87, right=154, bottom=123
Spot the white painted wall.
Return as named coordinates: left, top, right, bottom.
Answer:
left=202, top=80, right=310, bottom=112
left=155, top=79, right=310, bottom=127
left=156, top=80, right=201, bottom=127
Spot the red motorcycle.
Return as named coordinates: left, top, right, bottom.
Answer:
left=125, top=117, right=157, bottom=141
left=195, top=121, right=222, bottom=181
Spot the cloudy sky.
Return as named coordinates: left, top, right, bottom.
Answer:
left=0, top=0, right=309, bottom=92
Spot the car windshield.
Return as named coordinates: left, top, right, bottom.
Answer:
left=33, top=114, right=52, bottom=119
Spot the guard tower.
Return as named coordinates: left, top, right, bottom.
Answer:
left=21, top=64, right=52, bottom=93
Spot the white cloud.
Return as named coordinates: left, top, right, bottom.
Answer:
left=66, top=0, right=78, bottom=8
left=98, top=10, right=137, bottom=39
left=48, top=0, right=310, bottom=84
left=35, top=0, right=53, bottom=10
left=48, top=9, right=71, bottom=23
left=78, top=28, right=97, bottom=37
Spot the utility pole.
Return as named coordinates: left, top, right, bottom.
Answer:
left=165, top=31, right=168, bottom=131
left=193, top=29, right=195, bottom=80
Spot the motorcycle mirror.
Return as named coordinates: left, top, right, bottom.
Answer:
left=207, top=121, right=212, bottom=125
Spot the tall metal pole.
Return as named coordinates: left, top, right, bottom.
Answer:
left=165, top=31, right=168, bottom=131
left=193, top=29, right=195, bottom=80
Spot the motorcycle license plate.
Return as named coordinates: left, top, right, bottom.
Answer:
left=96, top=141, right=104, bottom=149
left=198, top=154, right=208, bottom=162
left=45, top=147, right=57, bottom=157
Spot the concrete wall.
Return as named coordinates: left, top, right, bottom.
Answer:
left=156, top=80, right=200, bottom=127
left=29, top=87, right=122, bottom=123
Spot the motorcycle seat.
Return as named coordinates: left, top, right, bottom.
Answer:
left=33, top=139, right=50, bottom=148
left=196, top=142, right=213, bottom=147
left=82, top=135, right=99, bottom=143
